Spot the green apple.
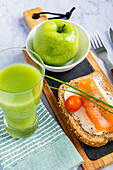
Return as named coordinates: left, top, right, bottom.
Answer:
left=33, top=20, right=80, bottom=66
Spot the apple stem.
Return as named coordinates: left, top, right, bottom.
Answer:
left=58, top=24, right=65, bottom=33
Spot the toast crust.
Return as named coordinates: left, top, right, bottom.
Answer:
left=58, top=71, right=113, bottom=147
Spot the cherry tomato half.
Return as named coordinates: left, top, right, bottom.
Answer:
left=65, top=95, right=82, bottom=112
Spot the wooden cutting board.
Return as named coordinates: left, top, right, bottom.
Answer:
left=23, top=7, right=113, bottom=170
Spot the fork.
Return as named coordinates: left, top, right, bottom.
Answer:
left=90, top=31, right=113, bottom=75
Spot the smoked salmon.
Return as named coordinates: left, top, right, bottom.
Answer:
left=78, top=76, right=113, bottom=132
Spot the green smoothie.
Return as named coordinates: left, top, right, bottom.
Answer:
left=0, top=64, right=43, bottom=138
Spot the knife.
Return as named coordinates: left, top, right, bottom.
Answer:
left=108, top=27, right=113, bottom=47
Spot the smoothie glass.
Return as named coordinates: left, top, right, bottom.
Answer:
left=0, top=48, right=45, bottom=138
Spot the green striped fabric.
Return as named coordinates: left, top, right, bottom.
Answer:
left=0, top=100, right=83, bottom=170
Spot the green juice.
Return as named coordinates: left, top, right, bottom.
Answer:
left=0, top=64, right=43, bottom=138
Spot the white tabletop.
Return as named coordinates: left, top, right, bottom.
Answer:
left=0, top=0, right=113, bottom=169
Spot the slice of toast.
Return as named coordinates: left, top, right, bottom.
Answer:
left=58, top=71, right=113, bottom=147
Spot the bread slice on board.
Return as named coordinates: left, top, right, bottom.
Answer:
left=58, top=71, right=113, bottom=147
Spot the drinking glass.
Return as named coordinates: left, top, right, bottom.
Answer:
left=0, top=48, right=45, bottom=138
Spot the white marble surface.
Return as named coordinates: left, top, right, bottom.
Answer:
left=0, top=0, right=113, bottom=169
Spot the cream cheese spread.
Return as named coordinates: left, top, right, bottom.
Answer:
left=64, top=74, right=113, bottom=135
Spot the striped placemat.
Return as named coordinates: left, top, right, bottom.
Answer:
left=0, top=100, right=83, bottom=170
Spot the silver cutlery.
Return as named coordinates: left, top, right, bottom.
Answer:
left=90, top=31, right=113, bottom=75
left=108, top=27, right=113, bottom=47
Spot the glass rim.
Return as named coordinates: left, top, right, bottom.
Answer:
left=0, top=47, right=45, bottom=94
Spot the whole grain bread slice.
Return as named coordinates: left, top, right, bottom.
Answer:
left=58, top=71, right=113, bottom=147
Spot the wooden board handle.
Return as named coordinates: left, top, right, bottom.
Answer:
left=23, top=7, right=48, bottom=30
